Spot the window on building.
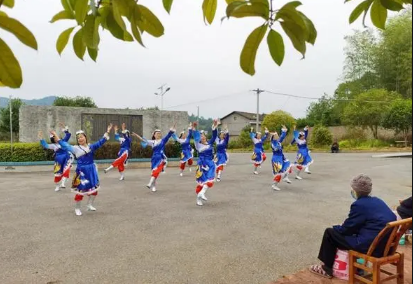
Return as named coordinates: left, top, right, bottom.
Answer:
left=234, top=116, right=237, bottom=121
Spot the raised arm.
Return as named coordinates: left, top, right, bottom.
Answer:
left=304, top=126, right=309, bottom=140
left=58, top=140, right=85, bottom=158
left=40, top=140, right=59, bottom=151
left=209, top=128, right=218, bottom=146
left=162, top=129, right=176, bottom=145
left=62, top=127, right=71, bottom=142
left=185, top=128, right=193, bottom=144
left=279, top=128, right=288, bottom=143
left=90, top=124, right=112, bottom=152
left=261, top=129, right=269, bottom=143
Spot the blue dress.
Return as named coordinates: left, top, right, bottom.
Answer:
left=251, top=132, right=268, bottom=165
left=142, top=131, right=174, bottom=173
left=215, top=132, right=230, bottom=168
left=291, top=129, right=313, bottom=167
left=115, top=133, right=132, bottom=159
left=194, top=129, right=218, bottom=185
left=173, top=129, right=194, bottom=164
left=40, top=130, right=72, bottom=181
left=59, top=136, right=109, bottom=194
left=271, top=130, right=291, bottom=175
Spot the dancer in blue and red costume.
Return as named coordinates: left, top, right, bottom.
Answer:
left=193, top=120, right=220, bottom=206
left=215, top=127, right=230, bottom=182
left=38, top=123, right=73, bottom=192
left=270, top=125, right=293, bottom=191
left=291, top=125, right=313, bottom=180
left=50, top=124, right=113, bottom=216
left=250, top=126, right=269, bottom=175
left=104, top=123, right=132, bottom=181
left=132, top=126, right=176, bottom=192
left=173, top=124, right=194, bottom=177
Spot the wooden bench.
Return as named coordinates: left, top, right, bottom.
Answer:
left=349, top=218, right=412, bottom=284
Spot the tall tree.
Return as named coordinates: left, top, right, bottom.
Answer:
left=0, top=98, right=23, bottom=133
left=382, top=99, right=413, bottom=146
left=262, top=110, right=296, bottom=132
left=343, top=89, right=401, bottom=139
left=306, top=94, right=341, bottom=126
left=53, top=96, right=97, bottom=108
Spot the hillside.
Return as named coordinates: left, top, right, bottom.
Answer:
left=0, top=96, right=57, bottom=108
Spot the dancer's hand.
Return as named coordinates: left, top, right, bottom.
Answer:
left=293, top=125, right=297, bottom=131
left=265, top=127, right=269, bottom=134
left=38, top=131, right=43, bottom=140
left=58, top=122, right=65, bottom=129
left=282, top=125, right=288, bottom=132
left=107, top=124, right=113, bottom=133
left=251, top=127, right=254, bottom=133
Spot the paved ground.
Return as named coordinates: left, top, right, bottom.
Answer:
left=0, top=153, right=411, bottom=284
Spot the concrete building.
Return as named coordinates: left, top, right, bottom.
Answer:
left=19, top=106, right=188, bottom=143
left=221, top=111, right=266, bottom=139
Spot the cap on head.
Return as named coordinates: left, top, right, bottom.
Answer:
left=76, top=130, right=86, bottom=136
left=351, top=174, right=373, bottom=197
left=152, top=129, right=161, bottom=139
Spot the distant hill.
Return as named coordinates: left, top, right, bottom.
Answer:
left=0, top=96, right=57, bottom=108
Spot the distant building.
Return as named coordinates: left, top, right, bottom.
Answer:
left=19, top=106, right=188, bottom=143
left=221, top=111, right=266, bottom=139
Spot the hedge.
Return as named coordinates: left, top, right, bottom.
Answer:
left=0, top=142, right=189, bottom=162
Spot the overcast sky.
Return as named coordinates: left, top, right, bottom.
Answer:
left=0, top=0, right=363, bottom=118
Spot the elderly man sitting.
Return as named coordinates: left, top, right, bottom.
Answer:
left=310, top=174, right=397, bottom=279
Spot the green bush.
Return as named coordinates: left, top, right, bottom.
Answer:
left=339, top=139, right=391, bottom=149
left=311, top=125, right=333, bottom=147
left=0, top=142, right=183, bottom=162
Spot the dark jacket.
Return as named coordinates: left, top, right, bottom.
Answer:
left=397, top=196, right=412, bottom=219
left=333, top=196, right=396, bottom=256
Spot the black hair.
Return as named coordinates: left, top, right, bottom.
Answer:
left=50, top=137, right=56, bottom=144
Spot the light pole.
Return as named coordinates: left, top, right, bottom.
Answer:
left=7, top=95, right=15, bottom=170
left=155, top=85, right=171, bottom=130
left=252, top=88, right=265, bottom=132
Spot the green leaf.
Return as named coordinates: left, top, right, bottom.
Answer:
left=227, top=2, right=269, bottom=19
left=2, top=0, right=15, bottom=8
left=279, top=1, right=303, bottom=10
left=371, top=0, right=388, bottom=30
left=281, top=20, right=306, bottom=57
left=275, top=5, right=306, bottom=30
left=87, top=47, right=98, bottom=62
left=0, top=16, right=38, bottom=50
left=50, top=10, right=75, bottom=23
left=136, top=5, right=165, bottom=38
left=349, top=0, right=371, bottom=24
left=83, top=14, right=100, bottom=49
left=380, top=0, right=404, bottom=11
left=267, top=29, right=285, bottom=66
left=112, top=0, right=127, bottom=30
left=299, top=12, right=317, bottom=45
left=75, top=0, right=89, bottom=25
left=0, top=11, right=8, bottom=17
left=0, top=38, right=22, bottom=88
left=106, top=8, right=134, bottom=41
left=240, top=25, right=268, bottom=76
left=73, top=28, right=86, bottom=60
left=61, top=0, right=75, bottom=14
left=56, top=27, right=75, bottom=55
left=163, top=0, right=174, bottom=14
left=131, top=13, right=145, bottom=47
left=203, top=0, right=218, bottom=25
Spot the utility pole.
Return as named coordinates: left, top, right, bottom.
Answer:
left=7, top=95, right=15, bottom=170
left=252, top=88, right=265, bottom=132
left=155, top=85, right=171, bottom=130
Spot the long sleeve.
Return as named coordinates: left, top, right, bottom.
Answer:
left=279, top=130, right=287, bottom=143
left=162, top=131, right=175, bottom=145
left=62, top=131, right=71, bottom=142
left=333, top=203, right=366, bottom=236
left=209, top=129, right=218, bottom=146
left=224, top=132, right=230, bottom=147
left=40, top=140, right=57, bottom=150
left=90, top=136, right=109, bottom=152
left=193, top=130, right=201, bottom=143
left=59, top=140, right=85, bottom=158
left=304, top=128, right=309, bottom=140
left=185, top=129, right=193, bottom=144
left=261, top=132, right=269, bottom=143
left=291, top=130, right=299, bottom=145
left=250, top=132, right=255, bottom=140
left=115, top=133, right=121, bottom=142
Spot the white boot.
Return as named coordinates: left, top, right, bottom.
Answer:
left=87, top=195, right=97, bottom=211
left=254, top=167, right=259, bottom=175
left=151, top=180, right=157, bottom=192
left=75, top=202, right=82, bottom=216
left=199, top=185, right=208, bottom=201
left=147, top=177, right=156, bottom=189
left=180, top=171, right=184, bottom=177
left=296, top=172, right=303, bottom=180
left=60, top=178, right=67, bottom=189
left=305, top=166, right=312, bottom=174
left=119, top=173, right=125, bottom=181
left=189, top=167, right=192, bottom=173
left=272, top=183, right=281, bottom=191
left=196, top=195, right=204, bottom=206
left=55, top=184, right=61, bottom=192
left=283, top=174, right=292, bottom=184
left=217, top=171, right=222, bottom=182
left=104, top=165, right=114, bottom=174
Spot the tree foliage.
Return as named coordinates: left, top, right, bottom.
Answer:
left=306, top=94, right=341, bottom=126
left=0, top=0, right=410, bottom=88
left=0, top=98, right=23, bottom=133
left=343, top=89, right=401, bottom=138
left=382, top=99, right=412, bottom=142
left=311, top=125, right=333, bottom=147
left=53, top=96, right=97, bottom=108
left=262, top=110, right=296, bottom=132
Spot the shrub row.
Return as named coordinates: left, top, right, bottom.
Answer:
left=0, top=141, right=188, bottom=162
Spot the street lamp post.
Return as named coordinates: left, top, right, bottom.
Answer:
left=155, top=85, right=171, bottom=130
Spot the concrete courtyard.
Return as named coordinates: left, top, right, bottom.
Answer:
left=0, top=153, right=411, bottom=284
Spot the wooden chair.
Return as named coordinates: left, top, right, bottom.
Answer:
left=349, top=217, right=412, bottom=284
